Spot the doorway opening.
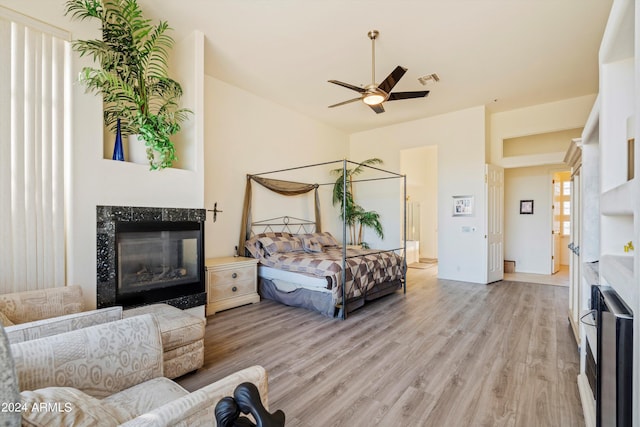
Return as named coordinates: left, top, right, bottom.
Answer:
left=400, top=146, right=438, bottom=265
left=552, top=170, right=571, bottom=276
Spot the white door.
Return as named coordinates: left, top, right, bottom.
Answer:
left=552, top=179, right=561, bottom=274
left=486, top=164, right=504, bottom=283
left=568, top=171, right=582, bottom=342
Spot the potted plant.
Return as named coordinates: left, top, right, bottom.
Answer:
left=331, top=158, right=384, bottom=248
left=65, top=0, right=191, bottom=169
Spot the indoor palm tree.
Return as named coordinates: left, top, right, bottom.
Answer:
left=65, top=0, right=191, bottom=169
left=331, top=158, right=385, bottom=247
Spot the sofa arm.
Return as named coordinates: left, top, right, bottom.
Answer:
left=119, top=366, right=268, bottom=427
left=5, top=306, right=122, bottom=344
left=11, top=314, right=164, bottom=399
left=0, top=285, right=84, bottom=324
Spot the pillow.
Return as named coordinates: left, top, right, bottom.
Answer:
left=0, top=310, right=14, bottom=327
left=21, top=387, right=122, bottom=427
left=298, top=232, right=339, bottom=247
left=302, top=238, right=323, bottom=253
left=244, top=232, right=292, bottom=258
left=258, top=235, right=303, bottom=256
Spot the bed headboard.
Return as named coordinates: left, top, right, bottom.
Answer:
left=250, top=216, right=316, bottom=236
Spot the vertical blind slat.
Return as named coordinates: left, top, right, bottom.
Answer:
left=1, top=16, right=68, bottom=293
left=0, top=18, right=12, bottom=292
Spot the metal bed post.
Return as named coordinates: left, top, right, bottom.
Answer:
left=341, top=159, right=347, bottom=320
left=403, top=174, right=407, bottom=294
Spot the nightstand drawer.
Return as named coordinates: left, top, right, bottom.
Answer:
left=208, top=278, right=255, bottom=301
left=207, top=266, right=255, bottom=286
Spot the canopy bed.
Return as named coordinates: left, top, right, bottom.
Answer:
left=238, top=160, right=407, bottom=319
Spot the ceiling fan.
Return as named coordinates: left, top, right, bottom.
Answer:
left=328, top=30, right=429, bottom=114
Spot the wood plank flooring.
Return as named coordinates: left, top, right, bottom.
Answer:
left=177, top=266, right=584, bottom=426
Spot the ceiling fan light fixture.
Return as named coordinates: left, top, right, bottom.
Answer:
left=363, top=92, right=385, bottom=105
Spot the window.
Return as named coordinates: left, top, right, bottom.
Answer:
left=553, top=172, right=572, bottom=236
left=0, top=7, right=70, bottom=292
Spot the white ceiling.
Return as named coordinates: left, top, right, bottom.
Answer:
left=139, top=0, right=613, bottom=134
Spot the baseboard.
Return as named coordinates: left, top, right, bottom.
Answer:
left=577, top=373, right=596, bottom=427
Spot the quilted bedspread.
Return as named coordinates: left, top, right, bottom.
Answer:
left=258, top=247, right=405, bottom=301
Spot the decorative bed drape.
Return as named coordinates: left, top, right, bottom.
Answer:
left=238, top=175, right=322, bottom=256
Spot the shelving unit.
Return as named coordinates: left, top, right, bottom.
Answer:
left=577, top=1, right=639, bottom=426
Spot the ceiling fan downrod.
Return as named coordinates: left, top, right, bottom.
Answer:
left=368, top=30, right=379, bottom=85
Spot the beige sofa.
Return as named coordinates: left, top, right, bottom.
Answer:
left=1, top=314, right=269, bottom=426
left=0, top=287, right=204, bottom=379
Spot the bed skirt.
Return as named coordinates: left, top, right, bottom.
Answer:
left=258, top=277, right=403, bottom=318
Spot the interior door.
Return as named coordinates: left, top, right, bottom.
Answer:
left=568, top=171, right=581, bottom=342
left=486, top=164, right=504, bottom=283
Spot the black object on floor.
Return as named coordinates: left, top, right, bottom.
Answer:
left=215, top=382, right=286, bottom=427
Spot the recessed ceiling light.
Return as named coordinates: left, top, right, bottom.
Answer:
left=418, top=73, right=440, bottom=85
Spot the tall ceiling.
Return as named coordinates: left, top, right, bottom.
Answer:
left=139, top=0, right=613, bottom=134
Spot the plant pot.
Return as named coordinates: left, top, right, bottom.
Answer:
left=128, top=134, right=153, bottom=166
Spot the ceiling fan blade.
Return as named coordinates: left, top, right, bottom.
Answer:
left=328, top=80, right=366, bottom=93
left=369, top=103, right=385, bottom=114
left=388, top=90, right=430, bottom=101
left=377, top=66, right=407, bottom=94
left=328, top=97, right=363, bottom=108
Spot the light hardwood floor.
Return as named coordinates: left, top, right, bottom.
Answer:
left=177, top=266, right=584, bottom=426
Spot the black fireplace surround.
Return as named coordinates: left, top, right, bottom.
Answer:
left=97, top=205, right=207, bottom=309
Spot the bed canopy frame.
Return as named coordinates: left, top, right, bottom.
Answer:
left=238, top=159, right=407, bottom=319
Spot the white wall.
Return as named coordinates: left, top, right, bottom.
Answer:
left=504, top=165, right=566, bottom=274
left=400, top=146, right=438, bottom=259
left=350, top=106, right=487, bottom=283
left=203, top=76, right=349, bottom=258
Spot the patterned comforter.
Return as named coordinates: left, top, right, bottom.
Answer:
left=258, top=246, right=405, bottom=302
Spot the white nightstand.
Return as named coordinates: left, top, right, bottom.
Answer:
left=205, top=256, right=259, bottom=315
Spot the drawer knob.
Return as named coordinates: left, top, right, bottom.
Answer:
left=232, top=286, right=238, bottom=292
left=232, top=272, right=238, bottom=279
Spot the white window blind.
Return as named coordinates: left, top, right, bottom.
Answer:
left=0, top=8, right=70, bottom=293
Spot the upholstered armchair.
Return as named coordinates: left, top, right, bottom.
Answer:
left=0, top=314, right=269, bottom=426
left=0, top=287, right=205, bottom=379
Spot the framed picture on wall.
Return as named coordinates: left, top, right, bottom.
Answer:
left=452, top=195, right=474, bottom=216
left=520, top=200, right=534, bottom=214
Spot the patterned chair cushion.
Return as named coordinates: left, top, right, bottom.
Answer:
left=20, top=387, right=123, bottom=427
left=0, top=325, right=20, bottom=427
left=0, top=286, right=84, bottom=324
left=11, top=314, right=164, bottom=399
left=101, top=377, right=188, bottom=422
left=123, top=304, right=204, bottom=352
left=0, top=310, right=14, bottom=327
left=6, top=306, right=123, bottom=344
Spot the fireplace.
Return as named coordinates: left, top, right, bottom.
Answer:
left=97, top=206, right=207, bottom=309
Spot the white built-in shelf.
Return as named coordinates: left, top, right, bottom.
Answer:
left=599, top=254, right=634, bottom=308
left=600, top=179, right=635, bottom=215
